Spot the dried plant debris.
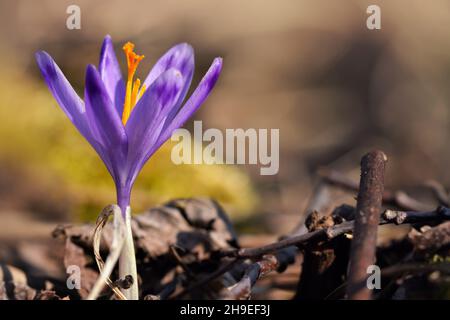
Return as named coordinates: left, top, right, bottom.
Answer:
left=1, top=154, right=450, bottom=301
left=53, top=198, right=240, bottom=299
left=408, top=222, right=450, bottom=257
left=0, top=264, right=36, bottom=300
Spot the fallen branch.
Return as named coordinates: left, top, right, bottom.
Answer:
left=346, top=150, right=386, bottom=300
left=218, top=207, right=450, bottom=260
left=224, top=261, right=264, bottom=299
left=383, top=206, right=450, bottom=225
left=222, top=255, right=281, bottom=300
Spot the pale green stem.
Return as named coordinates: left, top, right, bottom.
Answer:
left=118, top=206, right=139, bottom=299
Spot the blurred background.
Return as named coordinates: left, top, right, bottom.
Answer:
left=1, top=0, right=450, bottom=241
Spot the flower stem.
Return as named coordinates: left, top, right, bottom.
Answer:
left=117, top=188, right=139, bottom=300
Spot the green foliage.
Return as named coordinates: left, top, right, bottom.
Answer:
left=0, top=68, right=258, bottom=221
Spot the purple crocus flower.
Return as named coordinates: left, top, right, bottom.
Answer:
left=35, top=35, right=222, bottom=217
left=36, top=36, right=222, bottom=299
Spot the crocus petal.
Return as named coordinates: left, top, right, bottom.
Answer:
left=85, top=65, right=127, bottom=146
left=99, top=35, right=125, bottom=115
left=36, top=51, right=115, bottom=176
left=36, top=51, right=86, bottom=129
left=142, top=43, right=194, bottom=119
left=125, top=69, right=184, bottom=184
left=84, top=65, right=128, bottom=180
left=156, top=57, right=223, bottom=147
left=143, top=43, right=194, bottom=89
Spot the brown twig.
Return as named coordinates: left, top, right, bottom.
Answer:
left=382, top=206, right=450, bottom=225
left=218, top=207, right=450, bottom=260
left=218, top=225, right=346, bottom=259
left=346, top=150, right=387, bottom=300
left=223, top=255, right=279, bottom=299
left=225, top=263, right=260, bottom=299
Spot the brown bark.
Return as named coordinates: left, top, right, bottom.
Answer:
left=346, top=150, right=387, bottom=300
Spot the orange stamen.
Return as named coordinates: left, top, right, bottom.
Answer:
left=122, top=42, right=145, bottom=125
left=130, top=78, right=141, bottom=112
left=138, top=84, right=146, bottom=101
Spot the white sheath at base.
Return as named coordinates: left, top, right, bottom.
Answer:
left=119, top=206, right=139, bottom=300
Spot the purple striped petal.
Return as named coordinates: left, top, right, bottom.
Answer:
left=36, top=51, right=115, bottom=176
left=36, top=51, right=86, bottom=130
left=125, top=69, right=184, bottom=184
left=84, top=65, right=128, bottom=180
left=85, top=65, right=127, bottom=147
left=156, top=57, right=223, bottom=147
left=143, top=43, right=194, bottom=89
left=143, top=43, right=194, bottom=119
left=99, top=35, right=125, bottom=116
